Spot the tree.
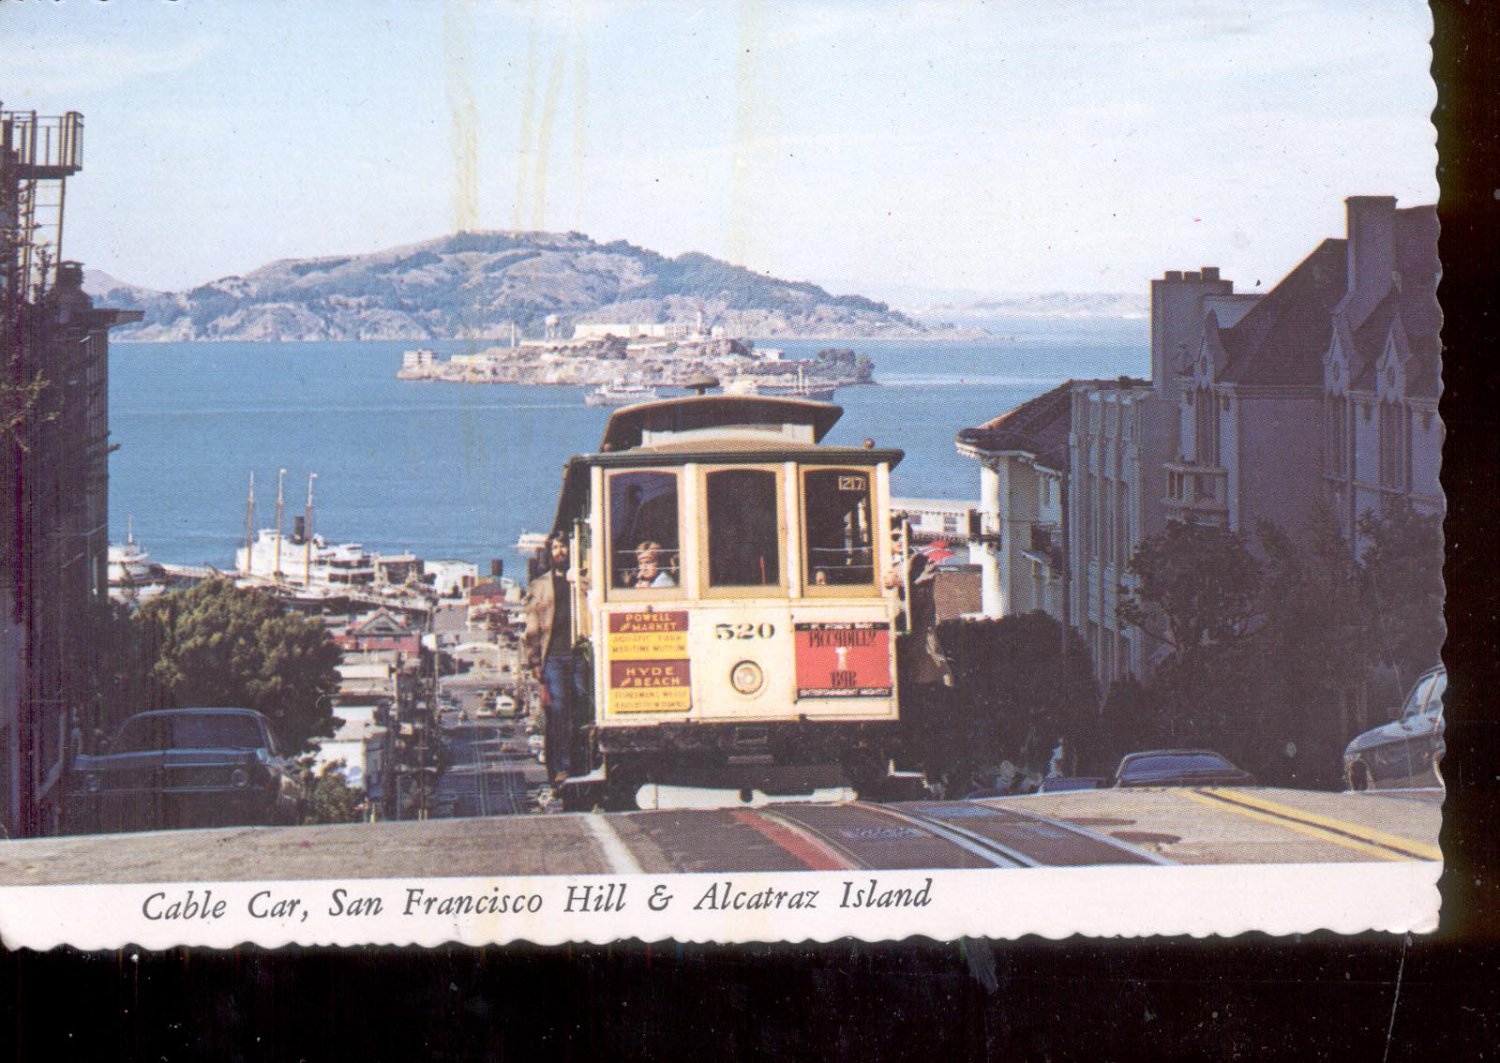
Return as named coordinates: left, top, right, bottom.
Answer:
left=1251, top=512, right=1369, bottom=787
left=1119, top=520, right=1263, bottom=653
left=132, top=578, right=341, bottom=751
left=1096, top=677, right=1158, bottom=774
left=1119, top=514, right=1374, bottom=787
left=1118, top=522, right=1265, bottom=765
left=307, top=764, right=363, bottom=824
left=929, top=611, right=1097, bottom=789
left=1358, top=500, right=1445, bottom=697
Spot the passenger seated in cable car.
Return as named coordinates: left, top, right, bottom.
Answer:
left=633, top=541, right=676, bottom=588
left=609, top=471, right=681, bottom=589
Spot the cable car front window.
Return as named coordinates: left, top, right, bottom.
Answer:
left=706, top=469, right=781, bottom=588
left=608, top=470, right=680, bottom=591
left=803, top=468, right=875, bottom=587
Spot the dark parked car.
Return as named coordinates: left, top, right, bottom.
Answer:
left=70, top=708, right=304, bottom=832
left=1343, top=666, right=1446, bottom=792
left=1037, top=775, right=1107, bottom=794
left=1112, top=749, right=1256, bottom=788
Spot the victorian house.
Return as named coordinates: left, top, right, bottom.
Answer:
left=959, top=196, right=1439, bottom=687
left=1320, top=198, right=1442, bottom=543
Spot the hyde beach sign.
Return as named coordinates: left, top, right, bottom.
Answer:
left=607, top=611, right=692, bottom=714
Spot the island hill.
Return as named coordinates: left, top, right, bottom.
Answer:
left=397, top=322, right=875, bottom=390
left=83, top=229, right=935, bottom=344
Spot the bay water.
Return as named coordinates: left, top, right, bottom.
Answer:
left=108, top=323, right=1146, bottom=579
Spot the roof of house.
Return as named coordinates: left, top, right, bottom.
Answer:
left=1350, top=206, right=1441, bottom=397
left=955, top=381, right=1076, bottom=471
left=345, top=607, right=415, bottom=637
left=1216, top=239, right=1349, bottom=386
left=1217, top=205, right=1439, bottom=394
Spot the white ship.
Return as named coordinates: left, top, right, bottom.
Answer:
left=107, top=520, right=170, bottom=603
left=515, top=531, right=550, bottom=554
left=234, top=471, right=430, bottom=607
left=237, top=528, right=379, bottom=588
left=584, top=380, right=661, bottom=407
left=724, top=365, right=835, bottom=402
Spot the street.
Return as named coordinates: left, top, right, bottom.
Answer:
left=0, top=787, right=1440, bottom=885
left=431, top=719, right=547, bottom=819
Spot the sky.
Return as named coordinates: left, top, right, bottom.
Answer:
left=9, top=0, right=1438, bottom=302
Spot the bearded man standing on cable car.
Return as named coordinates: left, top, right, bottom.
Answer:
left=523, top=533, right=582, bottom=790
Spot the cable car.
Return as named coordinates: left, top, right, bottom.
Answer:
left=545, top=391, right=913, bottom=807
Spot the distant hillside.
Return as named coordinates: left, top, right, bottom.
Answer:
left=912, top=291, right=1148, bottom=321
left=83, top=232, right=928, bottom=342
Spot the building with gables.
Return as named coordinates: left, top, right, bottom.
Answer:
left=955, top=382, right=1074, bottom=622
left=959, top=196, right=1440, bottom=687
left=335, top=607, right=422, bottom=655
left=1320, top=198, right=1443, bottom=540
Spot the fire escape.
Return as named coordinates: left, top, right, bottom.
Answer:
left=2, top=109, right=83, bottom=303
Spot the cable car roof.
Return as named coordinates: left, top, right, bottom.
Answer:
left=544, top=394, right=903, bottom=537
left=598, top=394, right=843, bottom=452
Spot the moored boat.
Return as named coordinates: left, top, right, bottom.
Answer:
left=584, top=380, right=661, bottom=407
left=724, top=364, right=836, bottom=402
left=108, top=522, right=171, bottom=602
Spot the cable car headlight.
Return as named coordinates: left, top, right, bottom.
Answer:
left=730, top=660, right=764, bottom=696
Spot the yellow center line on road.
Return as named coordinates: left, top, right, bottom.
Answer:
left=1197, top=788, right=1442, bottom=862
left=1177, top=790, right=1417, bottom=863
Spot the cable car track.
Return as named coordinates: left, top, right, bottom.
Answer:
left=749, top=801, right=1174, bottom=870
left=757, top=803, right=1024, bottom=869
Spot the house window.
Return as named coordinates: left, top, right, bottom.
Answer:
left=1194, top=386, right=1218, bottom=465
left=1378, top=401, right=1408, bottom=490
left=1325, top=396, right=1348, bottom=477
left=1100, top=478, right=1114, bottom=563
left=1116, top=480, right=1129, bottom=563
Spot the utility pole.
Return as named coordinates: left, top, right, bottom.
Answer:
left=303, top=472, right=317, bottom=586
left=274, top=467, right=286, bottom=579
left=243, top=470, right=255, bottom=572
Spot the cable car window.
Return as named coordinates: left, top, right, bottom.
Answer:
left=706, top=469, right=781, bottom=587
left=607, top=471, right=680, bottom=590
left=803, top=469, right=875, bottom=587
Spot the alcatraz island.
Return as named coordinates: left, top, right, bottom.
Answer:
left=396, top=318, right=875, bottom=390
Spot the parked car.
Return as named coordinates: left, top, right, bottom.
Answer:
left=1343, top=666, right=1446, bottom=791
left=1037, top=775, right=1107, bottom=794
left=1112, top=749, right=1256, bottom=788
left=70, top=708, right=304, bottom=832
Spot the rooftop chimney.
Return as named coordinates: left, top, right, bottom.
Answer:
left=1201, top=267, right=1219, bottom=281
left=1345, top=196, right=1398, bottom=322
